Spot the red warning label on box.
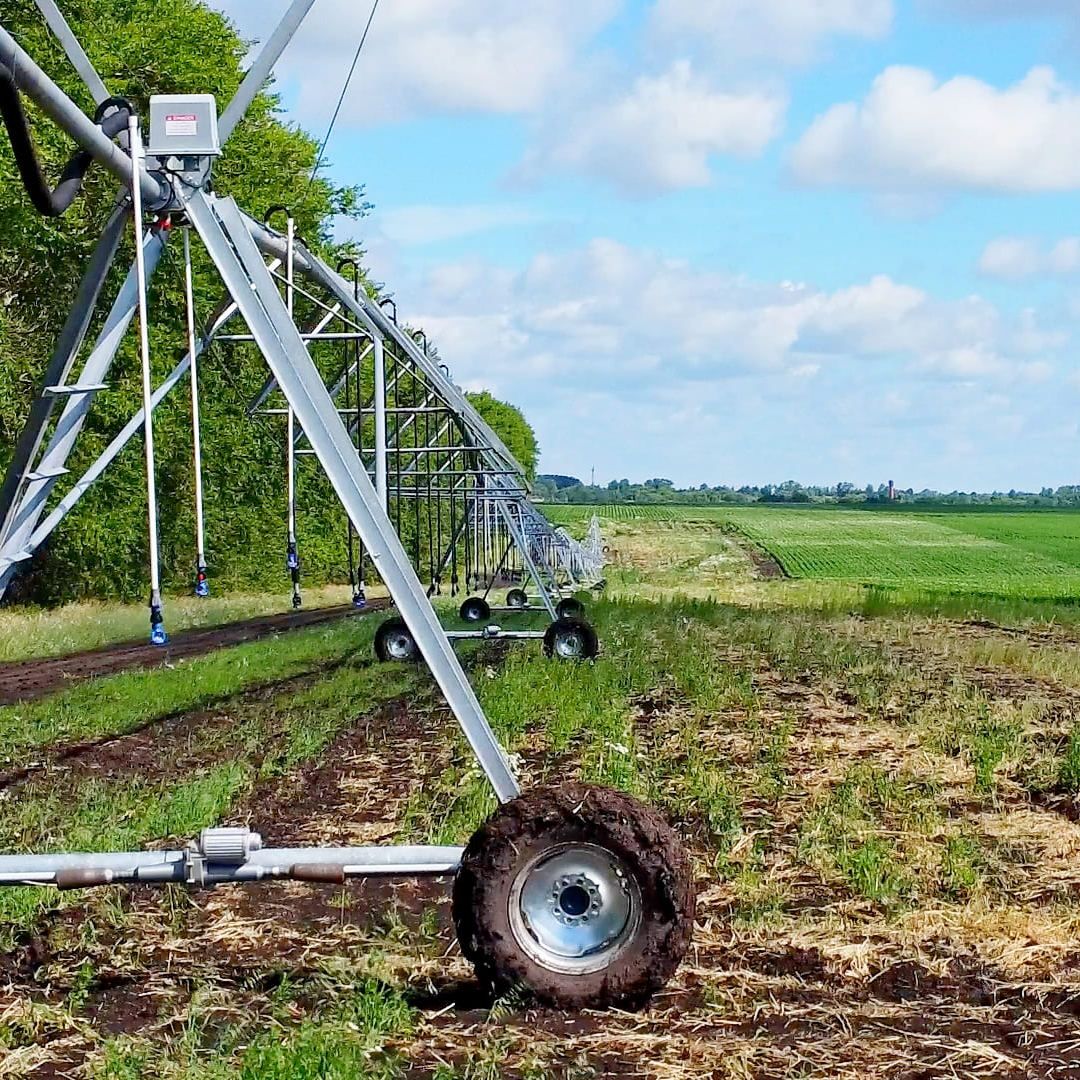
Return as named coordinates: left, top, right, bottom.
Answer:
left=165, top=114, right=198, bottom=137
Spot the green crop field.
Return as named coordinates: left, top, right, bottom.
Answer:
left=542, top=504, right=1080, bottom=599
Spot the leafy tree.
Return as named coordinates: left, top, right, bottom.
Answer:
left=466, top=391, right=538, bottom=482
left=0, top=1, right=540, bottom=603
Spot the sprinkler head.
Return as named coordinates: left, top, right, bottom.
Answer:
left=150, top=602, right=169, bottom=647
left=352, top=590, right=366, bottom=609
left=195, top=569, right=209, bottom=598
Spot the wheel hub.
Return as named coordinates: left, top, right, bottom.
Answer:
left=550, top=875, right=601, bottom=925
left=554, top=630, right=584, bottom=658
left=509, top=844, right=640, bottom=975
left=386, top=631, right=414, bottom=660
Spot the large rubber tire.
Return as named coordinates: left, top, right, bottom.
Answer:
left=506, top=588, right=528, bottom=610
left=460, top=597, right=491, bottom=623
left=543, top=617, right=599, bottom=660
left=453, top=783, right=695, bottom=1010
left=556, top=597, right=585, bottom=619
left=374, top=617, right=419, bottom=663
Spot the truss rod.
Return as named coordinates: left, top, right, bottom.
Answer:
left=0, top=227, right=169, bottom=597
left=33, top=0, right=109, bottom=104
left=0, top=301, right=239, bottom=577
left=218, top=0, right=318, bottom=142
left=190, top=191, right=519, bottom=803
left=0, top=203, right=126, bottom=573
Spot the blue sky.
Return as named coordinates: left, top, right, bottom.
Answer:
left=216, top=0, right=1080, bottom=491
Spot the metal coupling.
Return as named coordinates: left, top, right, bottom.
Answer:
left=198, top=827, right=262, bottom=864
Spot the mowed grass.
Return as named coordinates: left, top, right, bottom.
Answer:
left=546, top=504, right=1080, bottom=600
left=0, top=583, right=368, bottom=663
left=0, top=611, right=381, bottom=758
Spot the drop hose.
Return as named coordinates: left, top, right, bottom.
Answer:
left=0, top=66, right=130, bottom=217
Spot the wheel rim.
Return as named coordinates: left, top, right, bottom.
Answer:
left=508, top=592, right=526, bottom=609
left=385, top=629, right=415, bottom=660
left=554, top=628, right=586, bottom=658
left=508, top=843, right=641, bottom=975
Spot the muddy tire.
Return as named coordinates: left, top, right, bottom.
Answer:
left=543, top=617, right=599, bottom=660
left=556, top=597, right=585, bottom=619
left=460, top=597, right=491, bottom=623
left=506, top=588, right=528, bottom=610
left=453, top=783, right=695, bottom=1010
left=374, top=617, right=419, bottom=663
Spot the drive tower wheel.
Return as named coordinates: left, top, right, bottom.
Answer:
left=460, top=596, right=492, bottom=623
left=506, top=588, right=529, bottom=610
left=453, top=783, right=695, bottom=1010
left=543, top=617, right=599, bottom=660
left=374, top=617, right=419, bottom=663
left=556, top=597, right=585, bottom=619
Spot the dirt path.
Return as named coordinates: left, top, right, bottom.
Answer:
left=0, top=600, right=390, bottom=707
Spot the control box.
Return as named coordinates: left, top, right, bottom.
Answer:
left=147, top=95, right=221, bottom=157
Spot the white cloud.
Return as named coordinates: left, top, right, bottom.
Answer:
left=377, top=204, right=543, bottom=247
left=397, top=241, right=1061, bottom=394
left=215, top=0, right=617, bottom=124
left=378, top=239, right=1073, bottom=485
left=792, top=66, right=1080, bottom=194
left=650, top=0, right=893, bottom=67
left=979, top=237, right=1080, bottom=279
left=517, top=61, right=786, bottom=195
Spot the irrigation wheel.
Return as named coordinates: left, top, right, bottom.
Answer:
left=556, top=597, right=585, bottom=619
left=543, top=617, right=599, bottom=660
left=506, top=588, right=529, bottom=609
left=374, top=617, right=420, bottom=663
left=453, top=783, right=695, bottom=1010
left=460, top=597, right=492, bottom=623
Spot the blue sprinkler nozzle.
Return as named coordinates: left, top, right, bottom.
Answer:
left=195, top=565, right=209, bottom=598
left=150, top=604, right=169, bottom=647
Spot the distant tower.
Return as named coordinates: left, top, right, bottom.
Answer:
left=888, top=480, right=896, bottom=501
left=591, top=466, right=595, bottom=487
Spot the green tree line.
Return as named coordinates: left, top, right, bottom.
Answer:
left=536, top=476, right=1080, bottom=509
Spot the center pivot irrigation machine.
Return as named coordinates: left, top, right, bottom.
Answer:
left=0, top=1, right=694, bottom=1010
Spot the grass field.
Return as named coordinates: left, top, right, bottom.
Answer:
left=546, top=504, right=1080, bottom=601
left=0, top=584, right=370, bottom=663
left=4, top=518, right=1080, bottom=1076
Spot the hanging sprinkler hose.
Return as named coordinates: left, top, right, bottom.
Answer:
left=339, top=257, right=367, bottom=609
left=287, top=539, right=301, bottom=609
left=129, top=115, right=169, bottom=647
left=267, top=205, right=302, bottom=610
left=182, top=227, right=210, bottom=598
left=150, top=593, right=168, bottom=646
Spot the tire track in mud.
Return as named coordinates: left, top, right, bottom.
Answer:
left=0, top=600, right=390, bottom=707
left=0, top=641, right=513, bottom=1036
left=0, top=624, right=390, bottom=794
left=0, top=690, right=462, bottom=1075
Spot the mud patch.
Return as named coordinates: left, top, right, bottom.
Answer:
left=722, top=528, right=784, bottom=579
